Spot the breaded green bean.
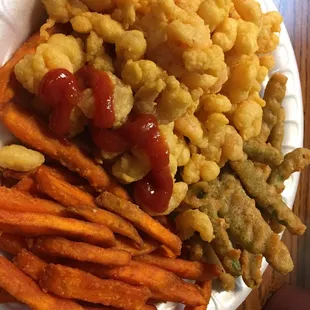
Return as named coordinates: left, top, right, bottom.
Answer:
left=184, top=182, right=241, bottom=277
left=229, top=160, right=306, bottom=235
left=257, top=73, right=288, bottom=142
left=268, top=148, right=310, bottom=192
left=253, top=163, right=272, bottom=181
left=218, top=173, right=293, bottom=274
left=240, top=251, right=263, bottom=289
left=260, top=209, right=285, bottom=233
left=244, top=139, right=283, bottom=166
left=269, top=107, right=285, bottom=151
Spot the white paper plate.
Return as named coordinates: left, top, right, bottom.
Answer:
left=0, top=0, right=304, bottom=309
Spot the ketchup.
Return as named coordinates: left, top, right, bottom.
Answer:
left=92, top=114, right=173, bottom=213
left=77, top=67, right=115, bottom=129
left=39, top=68, right=81, bottom=137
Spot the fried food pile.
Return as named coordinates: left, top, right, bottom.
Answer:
left=0, top=0, right=309, bottom=308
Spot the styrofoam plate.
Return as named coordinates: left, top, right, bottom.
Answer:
left=0, top=0, right=304, bottom=309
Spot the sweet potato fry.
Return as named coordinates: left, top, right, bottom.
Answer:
left=39, top=264, right=151, bottom=310
left=0, top=256, right=83, bottom=310
left=2, top=169, right=31, bottom=180
left=0, top=186, right=70, bottom=216
left=134, top=254, right=220, bottom=281
left=0, top=288, right=18, bottom=304
left=0, top=209, right=115, bottom=246
left=77, top=261, right=206, bottom=307
left=36, top=166, right=142, bottom=245
left=113, top=236, right=159, bottom=256
left=184, top=281, right=211, bottom=310
left=0, top=102, right=128, bottom=199
left=13, top=176, right=38, bottom=194
left=0, top=233, right=27, bottom=255
left=83, top=305, right=157, bottom=310
left=32, top=236, right=131, bottom=267
left=13, top=249, right=48, bottom=280
left=96, top=192, right=182, bottom=255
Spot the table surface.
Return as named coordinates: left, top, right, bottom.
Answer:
left=238, top=0, right=310, bottom=309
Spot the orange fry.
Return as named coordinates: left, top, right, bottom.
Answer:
left=36, top=166, right=142, bottom=245
left=83, top=305, right=157, bottom=310
left=0, top=256, right=83, bottom=310
left=13, top=249, right=48, bottom=280
left=134, top=254, right=220, bottom=281
left=78, top=261, right=206, bottom=307
left=113, top=236, right=159, bottom=256
left=39, top=264, right=151, bottom=310
left=2, top=169, right=31, bottom=180
left=32, top=236, right=131, bottom=267
left=0, top=102, right=128, bottom=199
left=0, top=233, right=27, bottom=255
left=13, top=176, right=38, bottom=195
left=184, top=281, right=212, bottom=310
left=0, top=287, right=18, bottom=304
left=0, top=209, right=115, bottom=247
left=96, top=192, right=182, bottom=256
left=0, top=186, right=69, bottom=216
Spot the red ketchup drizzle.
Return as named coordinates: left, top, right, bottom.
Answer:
left=77, top=67, right=115, bottom=129
left=92, top=114, right=173, bottom=213
left=39, top=68, right=81, bottom=137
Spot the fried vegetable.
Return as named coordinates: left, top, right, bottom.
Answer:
left=0, top=186, right=70, bottom=216
left=13, top=249, right=48, bottom=280
left=0, top=257, right=83, bottom=310
left=268, top=148, right=310, bottom=193
left=32, top=236, right=131, bottom=267
left=39, top=264, right=151, bottom=310
left=113, top=236, right=159, bottom=256
left=134, top=254, right=220, bottom=281
left=0, top=102, right=128, bottom=199
left=243, top=138, right=283, bottom=166
left=0, top=209, right=115, bottom=246
left=74, top=260, right=206, bottom=307
left=229, top=160, right=306, bottom=235
left=96, top=192, right=182, bottom=256
left=269, top=107, right=285, bottom=151
left=0, top=233, right=27, bottom=255
left=184, top=280, right=212, bottom=310
left=218, top=173, right=293, bottom=274
left=184, top=182, right=242, bottom=277
left=240, top=250, right=262, bottom=289
left=257, top=73, right=287, bottom=142
left=13, top=176, right=38, bottom=195
left=36, top=166, right=142, bottom=245
left=0, top=288, right=17, bottom=304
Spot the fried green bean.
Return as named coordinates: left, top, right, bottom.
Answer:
left=253, top=163, right=272, bottom=181
left=229, top=160, right=306, bottom=235
left=269, top=107, right=285, bottom=151
left=244, top=139, right=283, bottom=166
left=184, top=182, right=241, bottom=277
left=240, top=251, right=263, bottom=289
left=268, top=148, right=310, bottom=193
left=257, top=73, right=288, bottom=142
left=218, top=173, right=293, bottom=274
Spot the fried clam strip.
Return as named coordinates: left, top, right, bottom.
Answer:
left=184, top=182, right=241, bottom=277
left=36, top=166, right=142, bottom=245
left=229, top=160, right=306, bottom=235
left=0, top=209, right=115, bottom=246
left=268, top=148, right=310, bottom=193
left=134, top=254, right=220, bottom=281
left=269, top=107, right=285, bottom=151
left=184, top=280, right=212, bottom=310
left=70, top=260, right=206, bottom=307
left=39, top=264, right=151, bottom=310
left=0, top=186, right=70, bottom=216
left=0, top=256, right=83, bottom=310
left=113, top=236, right=159, bottom=256
left=0, top=233, right=27, bottom=255
left=243, top=139, right=283, bottom=166
left=257, top=73, right=288, bottom=142
left=218, top=173, right=293, bottom=274
left=0, top=102, right=128, bottom=199
left=96, top=192, right=182, bottom=256
left=240, top=250, right=263, bottom=289
left=31, top=236, right=131, bottom=267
